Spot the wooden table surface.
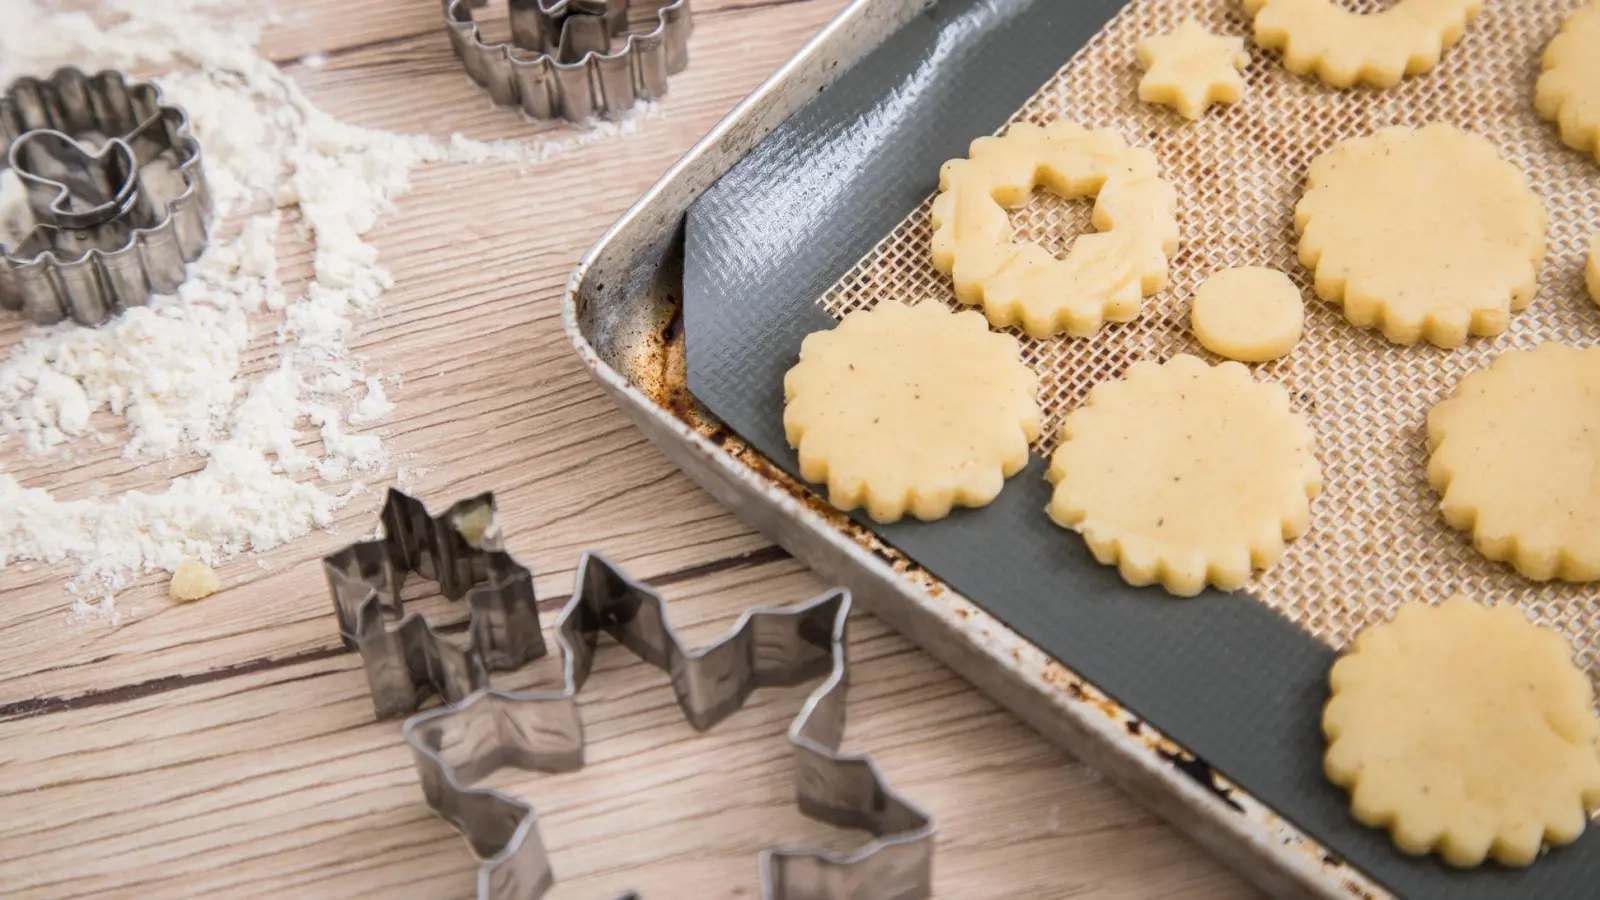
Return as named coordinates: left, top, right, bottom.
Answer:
left=0, top=1, right=1258, bottom=897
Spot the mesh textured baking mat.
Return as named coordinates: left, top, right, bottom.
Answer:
left=818, top=0, right=1600, bottom=687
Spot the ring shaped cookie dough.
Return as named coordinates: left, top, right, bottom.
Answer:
left=1535, top=0, right=1600, bottom=164
left=1427, top=343, right=1600, bottom=582
left=1046, top=354, right=1321, bottom=597
left=1189, top=267, right=1304, bottom=362
left=1324, top=598, right=1600, bottom=868
left=1243, top=0, right=1483, bottom=89
left=930, top=121, right=1180, bottom=339
left=783, top=301, right=1041, bottom=524
left=1295, top=124, right=1547, bottom=348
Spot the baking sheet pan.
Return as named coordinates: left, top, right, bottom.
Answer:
left=680, top=1, right=1600, bottom=897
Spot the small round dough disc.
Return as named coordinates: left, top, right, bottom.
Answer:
left=1189, top=267, right=1304, bottom=362
left=783, top=301, right=1041, bottom=524
left=1324, top=597, right=1600, bottom=868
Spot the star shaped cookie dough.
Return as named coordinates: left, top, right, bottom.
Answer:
left=1136, top=19, right=1250, bottom=120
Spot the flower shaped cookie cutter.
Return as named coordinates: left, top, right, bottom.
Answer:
left=444, top=0, right=692, bottom=122
left=326, top=489, right=937, bottom=900
left=0, top=67, right=211, bottom=326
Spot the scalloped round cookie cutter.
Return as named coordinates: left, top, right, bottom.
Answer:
left=929, top=120, right=1180, bottom=339
left=0, top=66, right=211, bottom=326
left=444, top=0, right=692, bottom=122
left=325, top=488, right=937, bottom=900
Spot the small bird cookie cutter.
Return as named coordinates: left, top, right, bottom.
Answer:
left=325, top=488, right=937, bottom=900
left=443, top=0, right=692, bottom=122
left=0, top=67, right=210, bottom=326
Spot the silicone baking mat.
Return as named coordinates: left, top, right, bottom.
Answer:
left=682, top=1, right=1600, bottom=897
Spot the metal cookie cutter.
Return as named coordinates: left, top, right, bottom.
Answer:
left=0, top=67, right=210, bottom=325
left=444, top=0, right=692, bottom=122
left=325, top=489, right=936, bottom=900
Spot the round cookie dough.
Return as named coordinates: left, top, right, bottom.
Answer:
left=1427, top=342, right=1600, bottom=581
left=1535, top=0, right=1600, bottom=164
left=930, top=121, right=1180, bottom=339
left=1243, top=0, right=1483, bottom=89
left=1046, top=354, right=1321, bottom=597
left=1324, top=598, right=1600, bottom=868
left=1295, top=123, right=1547, bottom=348
left=1189, top=267, right=1304, bottom=362
left=783, top=301, right=1041, bottom=524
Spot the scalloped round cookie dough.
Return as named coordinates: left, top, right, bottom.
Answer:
left=1535, top=0, right=1600, bottom=164
left=1046, top=355, right=1321, bottom=597
left=1295, top=124, right=1547, bottom=348
left=1324, top=598, right=1600, bottom=868
left=1135, top=19, right=1250, bottom=120
left=1189, top=267, right=1304, bottom=363
left=930, top=121, right=1180, bottom=339
left=1426, top=343, right=1600, bottom=581
left=783, top=301, right=1041, bottom=524
left=1242, top=0, right=1483, bottom=89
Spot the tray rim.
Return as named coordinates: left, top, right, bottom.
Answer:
left=561, top=1, right=1381, bottom=897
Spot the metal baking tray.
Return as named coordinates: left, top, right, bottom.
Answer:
left=562, top=1, right=1596, bottom=897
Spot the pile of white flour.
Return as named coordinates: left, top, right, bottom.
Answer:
left=0, top=0, right=649, bottom=617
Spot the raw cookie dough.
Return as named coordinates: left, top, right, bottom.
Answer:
left=1324, top=597, right=1600, bottom=867
left=1589, top=232, right=1600, bottom=305
left=1295, top=124, right=1547, bottom=348
left=930, top=121, right=1180, bottom=339
left=1243, top=0, right=1483, bottom=89
left=783, top=301, right=1041, bottom=524
left=1046, top=354, right=1321, bottom=597
left=1189, top=266, right=1304, bottom=362
left=170, top=560, right=222, bottom=602
left=1535, top=0, right=1600, bottom=164
left=1426, top=343, right=1600, bottom=581
left=1135, top=19, right=1250, bottom=120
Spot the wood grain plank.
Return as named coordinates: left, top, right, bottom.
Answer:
left=0, top=560, right=1252, bottom=899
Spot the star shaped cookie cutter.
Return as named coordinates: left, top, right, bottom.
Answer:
left=443, top=0, right=691, bottom=122
left=325, top=489, right=936, bottom=900
left=0, top=67, right=211, bottom=325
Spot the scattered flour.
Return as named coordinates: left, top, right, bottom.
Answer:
left=0, top=0, right=658, bottom=609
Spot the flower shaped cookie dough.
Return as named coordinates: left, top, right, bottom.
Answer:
left=1295, top=124, right=1547, bottom=348
left=783, top=301, right=1041, bottom=524
left=1427, top=343, right=1600, bottom=581
left=1243, top=0, right=1483, bottom=89
left=930, top=121, right=1179, bottom=339
left=1046, top=355, right=1321, bottom=597
left=1324, top=598, right=1600, bottom=867
left=1535, top=0, right=1600, bottom=164
left=1135, top=19, right=1250, bottom=120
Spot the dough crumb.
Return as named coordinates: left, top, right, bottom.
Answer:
left=170, top=560, right=223, bottom=602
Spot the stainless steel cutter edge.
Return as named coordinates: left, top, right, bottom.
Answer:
left=444, top=0, right=691, bottom=122
left=557, top=0, right=1386, bottom=897
left=330, top=489, right=935, bottom=899
left=0, top=66, right=211, bottom=326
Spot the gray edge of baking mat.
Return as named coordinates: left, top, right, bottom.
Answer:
left=680, top=0, right=1599, bottom=897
